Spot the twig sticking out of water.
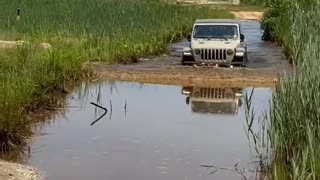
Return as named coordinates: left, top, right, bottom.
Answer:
left=124, top=98, right=127, bottom=117
left=109, top=100, right=113, bottom=120
left=169, top=33, right=175, bottom=44
left=90, top=102, right=108, bottom=126
left=245, top=88, right=257, bottom=145
left=27, top=145, right=31, bottom=158
left=200, top=163, right=248, bottom=180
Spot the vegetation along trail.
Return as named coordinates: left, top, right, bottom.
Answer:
left=242, top=0, right=320, bottom=179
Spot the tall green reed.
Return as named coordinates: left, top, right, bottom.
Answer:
left=246, top=0, right=320, bottom=178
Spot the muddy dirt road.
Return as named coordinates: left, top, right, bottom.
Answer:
left=92, top=20, right=291, bottom=88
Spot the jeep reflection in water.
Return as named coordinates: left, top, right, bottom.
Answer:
left=182, top=86, right=243, bottom=114
left=182, top=19, right=248, bottom=66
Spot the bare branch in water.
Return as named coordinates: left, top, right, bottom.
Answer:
left=90, top=102, right=108, bottom=126
left=124, top=98, right=127, bottom=117
left=200, top=165, right=215, bottom=168
left=200, top=163, right=249, bottom=180
left=109, top=100, right=113, bottom=120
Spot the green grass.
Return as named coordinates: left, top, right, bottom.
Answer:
left=270, top=4, right=320, bottom=175
left=0, top=0, right=233, bottom=152
left=245, top=0, right=320, bottom=179
left=0, top=46, right=92, bottom=152
left=0, top=0, right=234, bottom=62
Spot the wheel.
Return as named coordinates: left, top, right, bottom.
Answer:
left=186, top=97, right=190, bottom=105
left=181, top=55, right=194, bottom=65
left=242, top=54, right=248, bottom=67
left=233, top=55, right=247, bottom=67
left=181, top=58, right=187, bottom=65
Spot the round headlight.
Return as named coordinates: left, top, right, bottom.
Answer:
left=227, top=49, right=233, bottom=55
left=195, top=49, right=201, bottom=55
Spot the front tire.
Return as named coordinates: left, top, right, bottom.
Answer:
left=242, top=53, right=248, bottom=67
left=232, top=56, right=247, bottom=67
left=181, top=56, right=194, bottom=65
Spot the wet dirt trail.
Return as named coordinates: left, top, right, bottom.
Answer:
left=92, top=20, right=291, bottom=88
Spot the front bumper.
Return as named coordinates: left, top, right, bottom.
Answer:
left=183, top=48, right=246, bottom=65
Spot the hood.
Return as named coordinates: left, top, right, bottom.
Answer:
left=191, top=38, right=240, bottom=49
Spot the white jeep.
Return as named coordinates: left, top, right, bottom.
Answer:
left=182, top=19, right=248, bottom=67
left=182, top=86, right=243, bottom=114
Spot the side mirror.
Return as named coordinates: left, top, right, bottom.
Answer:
left=240, top=34, right=245, bottom=42
left=187, top=34, right=191, bottom=42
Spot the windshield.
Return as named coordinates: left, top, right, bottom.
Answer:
left=193, top=25, right=239, bottom=39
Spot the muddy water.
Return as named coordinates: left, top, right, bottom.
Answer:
left=27, top=81, right=272, bottom=180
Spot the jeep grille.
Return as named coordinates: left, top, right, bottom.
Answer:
left=200, top=49, right=227, bottom=61
left=194, top=88, right=233, bottom=99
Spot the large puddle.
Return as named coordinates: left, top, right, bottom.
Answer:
left=26, top=81, right=272, bottom=180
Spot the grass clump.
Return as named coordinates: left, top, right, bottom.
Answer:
left=0, top=46, right=91, bottom=152
left=246, top=0, right=320, bottom=178
left=0, top=0, right=233, bottom=152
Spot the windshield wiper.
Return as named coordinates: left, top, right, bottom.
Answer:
left=205, top=36, right=228, bottom=41
left=220, top=36, right=229, bottom=41
left=206, top=35, right=214, bottom=40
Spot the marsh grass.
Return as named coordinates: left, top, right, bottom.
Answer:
left=0, top=46, right=93, bottom=152
left=0, top=0, right=233, bottom=62
left=269, top=1, right=320, bottom=178
left=243, top=0, right=320, bottom=178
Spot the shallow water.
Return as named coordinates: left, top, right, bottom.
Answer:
left=27, top=81, right=272, bottom=180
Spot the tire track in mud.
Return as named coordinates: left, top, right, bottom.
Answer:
left=92, top=20, right=291, bottom=88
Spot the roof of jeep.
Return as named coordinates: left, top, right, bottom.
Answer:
left=194, top=19, right=240, bottom=25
